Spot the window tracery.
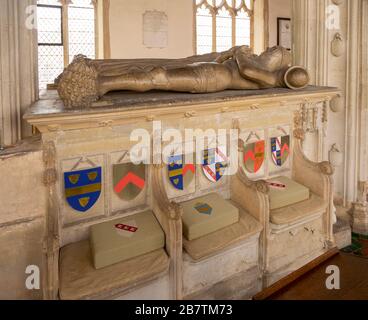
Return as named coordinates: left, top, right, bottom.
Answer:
left=195, top=0, right=253, bottom=54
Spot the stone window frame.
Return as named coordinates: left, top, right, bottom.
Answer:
left=193, top=0, right=254, bottom=54
left=36, top=0, right=98, bottom=88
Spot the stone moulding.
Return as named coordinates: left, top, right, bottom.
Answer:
left=25, top=87, right=340, bottom=134
left=151, top=164, right=183, bottom=299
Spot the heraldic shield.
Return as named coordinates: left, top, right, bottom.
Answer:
left=202, top=147, right=227, bottom=183
left=64, top=167, right=102, bottom=212
left=194, top=202, right=213, bottom=215
left=113, top=163, right=145, bottom=201
left=271, top=135, right=290, bottom=167
left=168, top=154, right=195, bottom=191
left=243, top=140, right=265, bottom=174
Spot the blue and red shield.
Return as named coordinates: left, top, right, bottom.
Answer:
left=168, top=154, right=195, bottom=191
left=64, top=167, right=102, bottom=212
left=271, top=135, right=290, bottom=167
left=202, top=147, right=227, bottom=183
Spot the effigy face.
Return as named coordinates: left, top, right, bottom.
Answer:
left=57, top=46, right=310, bottom=108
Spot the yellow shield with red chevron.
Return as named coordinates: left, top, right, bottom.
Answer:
left=113, top=163, right=145, bottom=201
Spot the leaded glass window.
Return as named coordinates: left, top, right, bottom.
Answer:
left=194, top=0, right=253, bottom=54
left=37, top=0, right=96, bottom=89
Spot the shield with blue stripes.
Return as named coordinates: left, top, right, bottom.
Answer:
left=64, top=167, right=102, bottom=212
left=168, top=154, right=195, bottom=191
left=271, top=135, right=290, bottom=167
left=202, top=147, right=227, bottom=183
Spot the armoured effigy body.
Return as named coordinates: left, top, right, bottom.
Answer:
left=57, top=46, right=309, bottom=108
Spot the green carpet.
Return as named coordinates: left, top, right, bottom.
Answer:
left=342, top=233, right=368, bottom=259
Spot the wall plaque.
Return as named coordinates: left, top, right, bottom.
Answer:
left=143, top=10, right=168, bottom=48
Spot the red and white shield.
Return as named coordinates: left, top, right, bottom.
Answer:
left=202, top=146, right=228, bottom=183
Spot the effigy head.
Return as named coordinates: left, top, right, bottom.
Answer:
left=284, top=66, right=310, bottom=90
left=259, top=46, right=292, bottom=72
left=57, top=55, right=99, bottom=108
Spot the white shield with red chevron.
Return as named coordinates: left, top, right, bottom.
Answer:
left=113, top=163, right=145, bottom=201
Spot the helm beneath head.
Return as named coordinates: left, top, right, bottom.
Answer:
left=284, top=66, right=310, bottom=90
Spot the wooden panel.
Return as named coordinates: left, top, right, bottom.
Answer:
left=266, top=251, right=368, bottom=300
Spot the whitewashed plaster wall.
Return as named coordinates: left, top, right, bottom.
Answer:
left=108, top=0, right=194, bottom=59
left=253, top=0, right=266, bottom=54
left=107, top=0, right=267, bottom=58
left=267, top=0, right=292, bottom=47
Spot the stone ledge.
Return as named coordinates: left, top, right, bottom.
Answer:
left=334, top=218, right=352, bottom=249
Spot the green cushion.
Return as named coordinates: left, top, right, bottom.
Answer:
left=181, top=193, right=239, bottom=241
left=90, top=211, right=165, bottom=269
left=268, top=176, right=310, bottom=210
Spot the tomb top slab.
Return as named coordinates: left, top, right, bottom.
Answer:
left=25, top=86, right=339, bottom=133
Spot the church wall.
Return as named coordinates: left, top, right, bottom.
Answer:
left=97, top=0, right=105, bottom=59
left=325, top=1, right=348, bottom=203
left=0, top=219, right=44, bottom=299
left=0, top=0, right=38, bottom=147
left=108, top=0, right=194, bottom=59
left=253, top=0, right=266, bottom=54
left=292, top=0, right=350, bottom=203
left=0, top=138, right=46, bottom=299
left=268, top=0, right=292, bottom=47
left=107, top=0, right=267, bottom=58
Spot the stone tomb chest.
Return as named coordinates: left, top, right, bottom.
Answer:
left=25, top=86, right=339, bottom=299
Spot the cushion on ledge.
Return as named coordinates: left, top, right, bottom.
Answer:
left=59, top=241, right=169, bottom=300
left=90, top=210, right=165, bottom=269
left=183, top=204, right=262, bottom=261
left=181, top=193, right=239, bottom=241
left=267, top=176, right=310, bottom=210
left=270, top=193, right=327, bottom=226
